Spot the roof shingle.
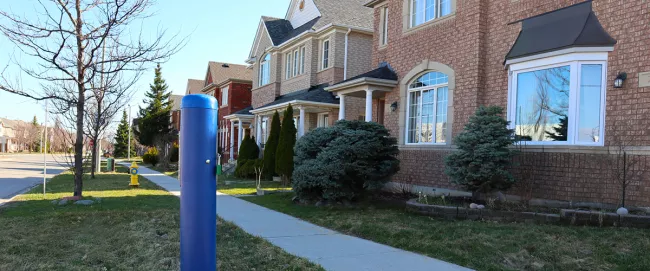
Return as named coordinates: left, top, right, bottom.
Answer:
left=256, top=84, right=337, bottom=110
left=185, top=79, right=205, bottom=95
left=207, top=62, right=252, bottom=86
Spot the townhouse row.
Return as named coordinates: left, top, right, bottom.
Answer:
left=186, top=0, right=650, bottom=207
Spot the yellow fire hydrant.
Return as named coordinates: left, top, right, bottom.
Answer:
left=129, top=162, right=140, bottom=188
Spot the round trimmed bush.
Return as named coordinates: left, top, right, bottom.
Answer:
left=143, top=147, right=159, bottom=166
left=293, top=120, right=400, bottom=202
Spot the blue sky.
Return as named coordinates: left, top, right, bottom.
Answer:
left=0, top=0, right=289, bottom=123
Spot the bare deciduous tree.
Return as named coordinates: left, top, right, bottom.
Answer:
left=0, top=0, right=184, bottom=196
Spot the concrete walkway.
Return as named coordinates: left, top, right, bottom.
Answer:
left=121, top=163, right=473, bottom=271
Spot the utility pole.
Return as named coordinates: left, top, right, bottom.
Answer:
left=43, top=100, right=48, bottom=197
left=128, top=104, right=131, bottom=161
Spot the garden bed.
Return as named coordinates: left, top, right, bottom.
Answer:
left=406, top=198, right=650, bottom=228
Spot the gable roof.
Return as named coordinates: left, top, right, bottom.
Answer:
left=505, top=1, right=616, bottom=61
left=335, top=65, right=398, bottom=85
left=206, top=62, right=252, bottom=87
left=253, top=0, right=373, bottom=51
left=263, top=16, right=320, bottom=45
left=186, top=79, right=205, bottom=95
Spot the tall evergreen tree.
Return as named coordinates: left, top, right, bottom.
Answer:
left=276, top=104, right=297, bottom=182
left=31, top=116, right=41, bottom=152
left=113, top=110, right=134, bottom=158
left=263, top=111, right=281, bottom=179
left=135, top=64, right=173, bottom=147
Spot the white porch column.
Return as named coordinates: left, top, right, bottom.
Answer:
left=238, top=120, right=244, bottom=150
left=298, top=106, right=306, bottom=138
left=256, top=115, right=262, bottom=146
left=338, top=94, right=346, bottom=120
left=229, top=121, right=235, bottom=161
left=365, top=89, right=374, bottom=122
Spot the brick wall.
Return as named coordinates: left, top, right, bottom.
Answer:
left=346, top=32, right=374, bottom=79
left=252, top=83, right=280, bottom=109
left=364, top=0, right=650, bottom=206
left=316, top=67, right=345, bottom=86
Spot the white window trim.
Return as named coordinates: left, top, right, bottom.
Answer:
left=221, top=86, right=229, bottom=107
left=317, top=113, right=329, bottom=128
left=259, top=54, right=270, bottom=86
left=286, top=53, right=292, bottom=79
left=300, top=46, right=306, bottom=74
left=409, top=0, right=451, bottom=28
left=405, top=80, right=448, bottom=145
left=293, top=49, right=299, bottom=77
left=507, top=52, right=608, bottom=147
left=322, top=39, right=330, bottom=70
left=381, top=7, right=389, bottom=46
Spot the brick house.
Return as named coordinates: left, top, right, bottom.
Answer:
left=188, top=62, right=253, bottom=163
left=243, top=0, right=375, bottom=152
left=325, top=0, right=650, bottom=207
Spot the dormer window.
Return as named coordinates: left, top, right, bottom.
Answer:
left=259, top=54, right=270, bottom=86
left=410, top=0, right=451, bottom=28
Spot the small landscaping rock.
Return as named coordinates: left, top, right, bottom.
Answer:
left=51, top=200, right=59, bottom=205
left=94, top=197, right=103, bottom=203
left=74, top=200, right=95, bottom=206
left=58, top=199, right=69, bottom=206
left=315, top=200, right=326, bottom=207
left=617, top=207, right=629, bottom=215
left=291, top=196, right=300, bottom=203
left=477, top=205, right=485, bottom=209
left=470, top=203, right=478, bottom=209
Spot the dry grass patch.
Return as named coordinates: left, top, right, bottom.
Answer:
left=245, top=193, right=650, bottom=271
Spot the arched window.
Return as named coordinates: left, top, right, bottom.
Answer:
left=406, top=71, right=448, bottom=144
left=259, top=54, right=270, bottom=86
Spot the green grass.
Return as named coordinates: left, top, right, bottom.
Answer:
left=244, top=193, right=650, bottom=271
left=0, top=168, right=322, bottom=271
left=217, top=175, right=292, bottom=195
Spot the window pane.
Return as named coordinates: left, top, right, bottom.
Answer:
left=425, top=0, right=436, bottom=21
left=409, top=71, right=448, bottom=89
left=300, top=47, right=306, bottom=74
left=421, top=90, right=435, bottom=143
left=408, top=91, right=421, bottom=143
left=440, top=0, right=451, bottom=17
left=578, top=64, right=603, bottom=143
left=412, top=0, right=424, bottom=26
left=323, top=41, right=329, bottom=69
left=286, top=55, right=291, bottom=79
left=294, top=51, right=299, bottom=76
left=436, top=87, right=448, bottom=143
left=515, top=65, right=570, bottom=142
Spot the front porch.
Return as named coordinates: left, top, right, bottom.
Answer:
left=325, top=66, right=398, bottom=124
left=223, top=109, right=254, bottom=162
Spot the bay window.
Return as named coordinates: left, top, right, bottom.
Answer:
left=410, top=0, right=452, bottom=28
left=508, top=54, right=607, bottom=146
left=406, top=71, right=449, bottom=144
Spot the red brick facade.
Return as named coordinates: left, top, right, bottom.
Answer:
left=365, top=0, right=650, bottom=206
left=213, top=81, right=253, bottom=162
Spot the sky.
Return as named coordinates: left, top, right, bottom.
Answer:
left=0, top=0, right=289, bottom=124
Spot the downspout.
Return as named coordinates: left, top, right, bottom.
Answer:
left=343, top=28, right=352, bottom=80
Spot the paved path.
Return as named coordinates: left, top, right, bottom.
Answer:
left=122, top=163, right=473, bottom=271
left=0, top=154, right=67, bottom=205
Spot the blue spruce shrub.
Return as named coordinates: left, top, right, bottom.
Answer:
left=293, top=120, right=400, bottom=202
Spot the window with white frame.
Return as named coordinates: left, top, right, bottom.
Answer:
left=322, top=40, right=330, bottom=70
left=509, top=55, right=607, bottom=145
left=318, top=113, right=329, bottom=128
left=285, top=53, right=292, bottom=79
left=300, top=47, right=306, bottom=74
left=381, top=7, right=389, bottom=46
left=406, top=71, right=449, bottom=144
left=261, top=117, right=269, bottom=146
left=221, top=86, right=229, bottom=107
left=410, top=0, right=452, bottom=28
left=293, top=49, right=299, bottom=77
left=259, top=54, right=270, bottom=86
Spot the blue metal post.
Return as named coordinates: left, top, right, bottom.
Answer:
left=180, top=94, right=218, bottom=270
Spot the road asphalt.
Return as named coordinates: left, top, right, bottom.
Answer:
left=0, top=153, right=67, bottom=205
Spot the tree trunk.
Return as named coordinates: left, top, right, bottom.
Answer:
left=90, top=142, right=97, bottom=179
left=73, top=82, right=85, bottom=197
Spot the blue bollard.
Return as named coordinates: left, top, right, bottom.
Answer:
left=180, top=94, right=218, bottom=271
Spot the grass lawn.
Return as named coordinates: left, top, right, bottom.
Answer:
left=217, top=175, right=292, bottom=196
left=244, top=193, right=650, bottom=271
left=0, top=168, right=321, bottom=271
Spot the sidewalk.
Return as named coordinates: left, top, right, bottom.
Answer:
left=121, top=163, right=473, bottom=271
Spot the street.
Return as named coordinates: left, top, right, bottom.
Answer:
left=0, top=153, right=67, bottom=205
